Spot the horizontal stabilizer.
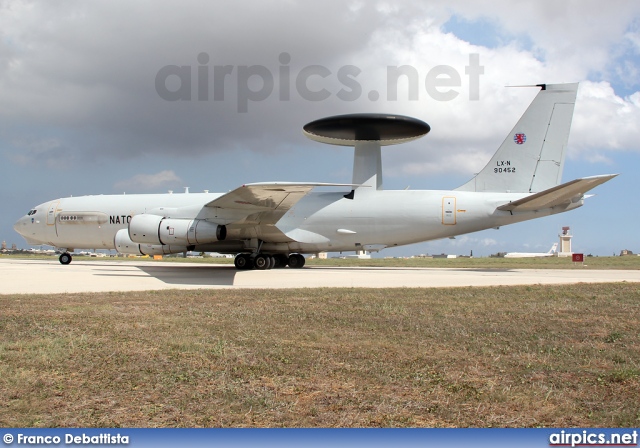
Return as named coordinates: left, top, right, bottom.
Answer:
left=497, top=174, right=618, bottom=212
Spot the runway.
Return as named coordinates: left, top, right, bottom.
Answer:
left=2, top=258, right=640, bottom=294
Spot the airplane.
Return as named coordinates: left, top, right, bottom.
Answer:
left=14, top=83, right=617, bottom=270
left=504, top=242, right=558, bottom=258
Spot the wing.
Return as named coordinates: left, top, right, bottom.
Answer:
left=497, top=174, right=617, bottom=212
left=205, top=182, right=359, bottom=225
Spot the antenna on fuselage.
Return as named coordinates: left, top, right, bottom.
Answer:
left=302, top=114, right=430, bottom=191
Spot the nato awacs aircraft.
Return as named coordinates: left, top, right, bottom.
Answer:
left=14, top=83, right=616, bottom=270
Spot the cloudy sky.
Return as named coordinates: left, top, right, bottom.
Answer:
left=2, top=0, right=639, bottom=256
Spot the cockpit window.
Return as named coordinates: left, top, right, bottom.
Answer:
left=27, top=209, right=37, bottom=216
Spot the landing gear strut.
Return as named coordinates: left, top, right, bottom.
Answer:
left=59, top=252, right=72, bottom=265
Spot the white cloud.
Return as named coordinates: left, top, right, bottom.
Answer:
left=0, top=0, right=639, bottom=176
left=626, top=29, right=640, bottom=52
left=571, top=81, right=640, bottom=157
left=3, top=1, right=639, bottom=255
left=113, top=170, right=182, bottom=192
left=479, top=238, right=498, bottom=247
left=447, top=235, right=498, bottom=247
left=445, top=1, right=640, bottom=74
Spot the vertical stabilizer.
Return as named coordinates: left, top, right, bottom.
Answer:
left=456, top=83, right=578, bottom=193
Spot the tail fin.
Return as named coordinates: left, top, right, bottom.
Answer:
left=548, top=243, right=558, bottom=254
left=456, top=83, right=578, bottom=193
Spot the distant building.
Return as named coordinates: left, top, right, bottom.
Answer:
left=1, top=241, right=5, bottom=251
left=620, top=249, right=634, bottom=256
left=432, top=253, right=457, bottom=259
left=346, top=250, right=371, bottom=259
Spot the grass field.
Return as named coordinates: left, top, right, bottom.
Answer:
left=1, top=283, right=638, bottom=427
left=3, top=253, right=640, bottom=270
left=305, top=255, right=640, bottom=270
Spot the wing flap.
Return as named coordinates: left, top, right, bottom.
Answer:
left=497, top=174, right=617, bottom=212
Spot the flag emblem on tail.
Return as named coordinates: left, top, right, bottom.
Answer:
left=514, top=133, right=526, bottom=144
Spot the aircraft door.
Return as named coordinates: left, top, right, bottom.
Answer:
left=46, top=201, right=59, bottom=226
left=442, top=196, right=456, bottom=225
left=45, top=201, right=59, bottom=239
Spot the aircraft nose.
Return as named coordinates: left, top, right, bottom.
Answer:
left=13, top=216, right=27, bottom=236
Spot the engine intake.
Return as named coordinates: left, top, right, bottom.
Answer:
left=129, top=215, right=226, bottom=246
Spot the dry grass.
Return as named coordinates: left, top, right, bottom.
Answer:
left=1, top=283, right=639, bottom=427
left=304, top=255, right=640, bottom=270
left=3, top=253, right=640, bottom=269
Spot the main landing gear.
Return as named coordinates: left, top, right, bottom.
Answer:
left=59, top=252, right=72, bottom=265
left=234, top=253, right=305, bottom=270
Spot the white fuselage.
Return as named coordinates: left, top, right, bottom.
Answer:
left=13, top=188, right=582, bottom=255
left=504, top=252, right=555, bottom=258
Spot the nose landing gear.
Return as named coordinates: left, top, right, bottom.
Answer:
left=59, top=252, right=72, bottom=265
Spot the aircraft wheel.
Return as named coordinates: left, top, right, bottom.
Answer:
left=288, top=253, right=305, bottom=269
left=254, top=254, right=270, bottom=270
left=234, top=254, right=253, bottom=270
left=59, top=253, right=72, bottom=265
left=273, top=254, right=288, bottom=268
left=271, top=256, right=279, bottom=268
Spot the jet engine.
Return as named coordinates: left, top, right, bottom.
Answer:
left=128, top=214, right=227, bottom=246
left=114, top=229, right=189, bottom=256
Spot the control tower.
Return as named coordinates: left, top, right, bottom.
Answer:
left=558, top=226, right=573, bottom=257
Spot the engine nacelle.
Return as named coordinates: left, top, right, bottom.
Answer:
left=128, top=214, right=163, bottom=245
left=114, top=229, right=188, bottom=256
left=129, top=215, right=226, bottom=246
left=159, top=218, right=227, bottom=246
left=115, top=228, right=143, bottom=255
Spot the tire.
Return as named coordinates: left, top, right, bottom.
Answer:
left=274, top=254, right=288, bottom=268
left=59, top=253, right=72, bottom=265
left=234, top=254, right=252, bottom=270
left=288, top=253, right=305, bottom=269
left=254, top=254, right=270, bottom=270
